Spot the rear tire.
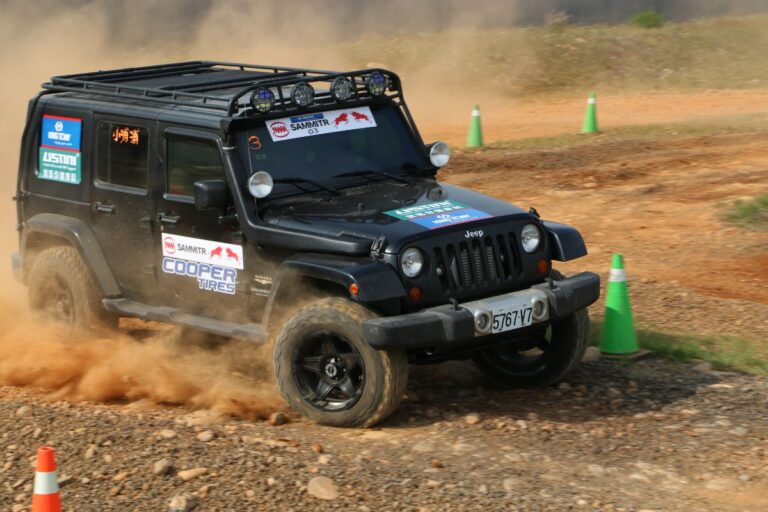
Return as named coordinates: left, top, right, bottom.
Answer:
left=472, top=270, right=589, bottom=387
left=28, top=246, right=117, bottom=331
left=273, top=298, right=408, bottom=428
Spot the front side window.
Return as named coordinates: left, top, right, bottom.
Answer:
left=166, top=137, right=225, bottom=197
left=96, top=122, right=149, bottom=190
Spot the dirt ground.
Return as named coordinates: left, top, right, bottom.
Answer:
left=442, top=130, right=768, bottom=342
left=1, top=89, right=768, bottom=511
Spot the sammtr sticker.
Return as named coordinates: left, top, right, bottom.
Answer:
left=161, top=235, right=244, bottom=295
left=161, top=234, right=244, bottom=270
left=266, top=106, right=376, bottom=142
left=384, top=200, right=492, bottom=230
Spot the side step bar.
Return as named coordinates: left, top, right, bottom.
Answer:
left=103, top=298, right=267, bottom=342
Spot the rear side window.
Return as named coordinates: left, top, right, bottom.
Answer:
left=96, top=122, right=149, bottom=190
left=166, top=137, right=224, bottom=197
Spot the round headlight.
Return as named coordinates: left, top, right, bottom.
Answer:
left=521, top=224, right=542, bottom=253
left=330, top=77, right=355, bottom=101
left=366, top=72, right=389, bottom=97
left=291, top=83, right=315, bottom=107
left=248, top=171, right=274, bottom=199
left=429, top=141, right=451, bottom=167
left=250, top=87, right=275, bottom=113
left=401, top=248, right=424, bottom=278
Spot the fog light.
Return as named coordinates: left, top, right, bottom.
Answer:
left=250, top=87, right=275, bottom=113
left=291, top=83, right=315, bottom=107
left=366, top=72, right=389, bottom=96
left=532, top=298, right=548, bottom=321
left=330, top=77, right=355, bottom=101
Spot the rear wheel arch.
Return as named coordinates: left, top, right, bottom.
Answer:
left=21, top=214, right=121, bottom=297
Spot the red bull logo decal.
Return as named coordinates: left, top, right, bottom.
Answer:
left=266, top=106, right=377, bottom=142
left=351, top=111, right=371, bottom=122
left=333, top=113, right=349, bottom=127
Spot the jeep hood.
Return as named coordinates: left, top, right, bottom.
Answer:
left=261, top=180, right=533, bottom=253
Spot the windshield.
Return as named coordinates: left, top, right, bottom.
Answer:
left=237, top=104, right=425, bottom=195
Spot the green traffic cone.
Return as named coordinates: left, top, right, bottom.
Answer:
left=581, top=92, right=598, bottom=134
left=600, top=253, right=639, bottom=355
left=466, top=105, right=484, bottom=148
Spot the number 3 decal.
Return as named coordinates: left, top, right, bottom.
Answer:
left=248, top=135, right=262, bottom=150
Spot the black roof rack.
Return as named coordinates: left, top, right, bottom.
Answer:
left=42, top=60, right=403, bottom=117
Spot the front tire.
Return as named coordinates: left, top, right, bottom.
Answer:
left=28, top=246, right=117, bottom=331
left=273, top=298, right=408, bottom=428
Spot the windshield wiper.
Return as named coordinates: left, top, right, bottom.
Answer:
left=273, top=177, right=339, bottom=196
left=333, top=169, right=411, bottom=184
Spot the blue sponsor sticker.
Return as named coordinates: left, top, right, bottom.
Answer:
left=384, top=200, right=491, bottom=230
left=289, top=112, right=324, bottom=123
left=41, top=115, right=82, bottom=151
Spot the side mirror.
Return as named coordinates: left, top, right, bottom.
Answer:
left=193, top=179, right=230, bottom=210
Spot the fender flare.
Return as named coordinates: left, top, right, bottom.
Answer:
left=264, top=253, right=407, bottom=324
left=543, top=221, right=588, bottom=262
left=21, top=213, right=121, bottom=297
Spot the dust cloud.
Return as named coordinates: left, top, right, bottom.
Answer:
left=0, top=0, right=521, bottom=411
left=0, top=304, right=282, bottom=417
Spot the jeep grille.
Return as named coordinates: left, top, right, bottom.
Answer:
left=433, top=234, right=518, bottom=292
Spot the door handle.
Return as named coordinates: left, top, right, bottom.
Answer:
left=157, top=212, right=181, bottom=226
left=92, top=202, right=115, bottom=214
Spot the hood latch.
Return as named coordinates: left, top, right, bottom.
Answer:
left=370, top=235, right=387, bottom=259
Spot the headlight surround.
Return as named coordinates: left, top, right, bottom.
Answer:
left=521, top=224, right=542, bottom=253
left=400, top=248, right=425, bottom=278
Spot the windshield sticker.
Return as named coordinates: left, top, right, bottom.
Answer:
left=161, top=235, right=243, bottom=295
left=266, top=106, right=377, bottom=142
left=38, top=115, right=83, bottom=185
left=384, top=200, right=492, bottom=230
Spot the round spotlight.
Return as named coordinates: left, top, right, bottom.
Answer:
left=248, top=171, right=274, bottom=199
left=429, top=141, right=451, bottom=167
left=291, top=83, right=315, bottom=107
left=330, top=77, right=355, bottom=101
left=250, top=87, right=275, bottom=114
left=366, top=72, right=389, bottom=97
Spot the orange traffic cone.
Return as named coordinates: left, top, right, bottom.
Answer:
left=32, top=447, right=61, bottom=512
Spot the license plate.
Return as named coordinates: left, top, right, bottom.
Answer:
left=491, top=297, right=535, bottom=334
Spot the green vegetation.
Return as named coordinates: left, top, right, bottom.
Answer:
left=343, top=15, right=768, bottom=93
left=590, top=321, right=768, bottom=376
left=629, top=10, right=665, bottom=29
left=725, top=195, right=768, bottom=230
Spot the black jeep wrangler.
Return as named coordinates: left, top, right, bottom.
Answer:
left=13, top=62, right=599, bottom=427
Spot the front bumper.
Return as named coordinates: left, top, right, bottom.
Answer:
left=363, top=271, right=600, bottom=351
left=11, top=252, right=23, bottom=282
